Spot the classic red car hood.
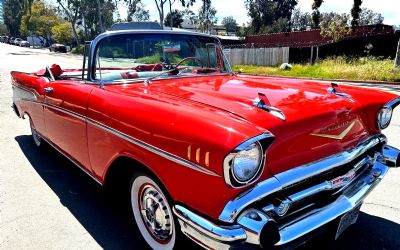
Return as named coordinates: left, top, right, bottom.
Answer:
left=148, top=75, right=370, bottom=175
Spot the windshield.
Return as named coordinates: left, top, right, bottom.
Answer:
left=94, top=33, right=232, bottom=82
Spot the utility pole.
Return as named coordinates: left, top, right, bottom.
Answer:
left=395, top=37, right=400, bottom=68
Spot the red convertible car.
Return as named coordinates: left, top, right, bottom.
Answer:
left=11, top=29, right=400, bottom=249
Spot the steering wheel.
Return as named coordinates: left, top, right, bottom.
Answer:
left=175, top=57, right=204, bottom=69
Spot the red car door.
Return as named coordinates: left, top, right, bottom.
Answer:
left=43, top=80, right=94, bottom=171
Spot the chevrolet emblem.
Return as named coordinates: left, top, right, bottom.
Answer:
left=310, top=121, right=355, bottom=140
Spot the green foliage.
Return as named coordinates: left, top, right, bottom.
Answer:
left=233, top=57, right=400, bottom=82
left=0, top=23, right=8, bottom=35
left=245, top=0, right=298, bottom=34
left=71, top=44, right=85, bottom=54
left=52, top=22, right=73, bottom=44
left=3, top=0, right=24, bottom=36
left=358, top=8, right=384, bottom=25
left=320, top=13, right=351, bottom=42
left=351, top=0, right=362, bottom=27
left=291, top=8, right=313, bottom=31
left=135, top=53, right=163, bottom=64
left=198, top=1, right=217, bottom=33
left=311, top=0, right=323, bottom=28
left=222, top=16, right=239, bottom=34
left=164, top=9, right=184, bottom=28
left=20, top=1, right=61, bottom=40
left=129, top=2, right=150, bottom=22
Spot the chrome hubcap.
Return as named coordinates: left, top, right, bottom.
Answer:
left=139, top=184, right=173, bottom=242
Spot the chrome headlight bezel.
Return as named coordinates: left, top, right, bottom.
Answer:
left=223, top=133, right=274, bottom=188
left=376, top=97, right=400, bottom=130
left=376, top=107, right=393, bottom=130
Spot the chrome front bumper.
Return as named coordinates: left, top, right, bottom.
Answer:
left=173, top=135, right=400, bottom=249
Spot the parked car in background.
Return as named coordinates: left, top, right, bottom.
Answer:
left=10, top=29, right=400, bottom=249
left=14, top=38, right=23, bottom=46
left=49, top=43, right=67, bottom=53
left=19, top=41, right=30, bottom=47
left=9, top=37, right=16, bottom=45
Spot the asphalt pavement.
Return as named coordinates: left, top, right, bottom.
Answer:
left=0, top=43, right=399, bottom=250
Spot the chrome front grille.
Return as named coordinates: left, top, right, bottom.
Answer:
left=260, top=153, right=376, bottom=225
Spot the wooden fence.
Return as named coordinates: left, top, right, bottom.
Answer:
left=223, top=47, right=289, bottom=66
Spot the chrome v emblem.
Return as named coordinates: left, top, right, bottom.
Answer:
left=310, top=121, right=355, bottom=140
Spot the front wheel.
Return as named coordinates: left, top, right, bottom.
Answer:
left=130, top=174, right=176, bottom=250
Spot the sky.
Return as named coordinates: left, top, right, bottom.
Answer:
left=136, top=0, right=400, bottom=26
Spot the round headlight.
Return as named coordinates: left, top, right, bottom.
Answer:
left=377, top=107, right=393, bottom=129
left=231, top=142, right=263, bottom=183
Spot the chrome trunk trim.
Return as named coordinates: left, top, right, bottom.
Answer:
left=219, top=134, right=386, bottom=223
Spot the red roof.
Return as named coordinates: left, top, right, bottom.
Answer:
left=245, top=24, right=394, bottom=48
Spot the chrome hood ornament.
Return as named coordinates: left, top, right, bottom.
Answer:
left=328, top=82, right=352, bottom=99
left=253, top=92, right=286, bottom=121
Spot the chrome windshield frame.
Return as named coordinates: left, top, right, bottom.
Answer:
left=87, top=30, right=231, bottom=83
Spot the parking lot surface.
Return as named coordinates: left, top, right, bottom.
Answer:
left=0, top=43, right=399, bottom=249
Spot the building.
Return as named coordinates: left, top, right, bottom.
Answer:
left=0, top=0, right=4, bottom=24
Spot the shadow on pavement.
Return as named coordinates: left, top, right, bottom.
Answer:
left=15, top=135, right=400, bottom=250
left=15, top=135, right=200, bottom=250
left=301, top=211, right=400, bottom=250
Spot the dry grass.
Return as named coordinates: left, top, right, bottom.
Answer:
left=233, top=57, right=400, bottom=82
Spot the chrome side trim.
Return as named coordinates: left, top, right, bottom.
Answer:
left=39, top=134, right=103, bottom=185
left=219, top=134, right=386, bottom=223
left=32, top=101, right=220, bottom=177
left=173, top=205, right=246, bottom=249
left=86, top=116, right=220, bottom=177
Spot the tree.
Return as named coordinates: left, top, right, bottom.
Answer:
left=56, top=0, right=81, bottom=46
left=164, top=10, right=184, bottom=28
left=222, top=16, right=239, bottom=34
left=79, top=0, right=115, bottom=40
left=395, top=38, right=400, bottom=68
left=291, top=8, right=313, bottom=31
left=311, top=0, right=323, bottom=28
left=358, top=8, right=384, bottom=25
left=121, top=0, right=141, bottom=22
left=20, top=1, right=61, bottom=43
left=3, top=0, right=25, bottom=36
left=350, top=0, right=362, bottom=27
left=153, top=0, right=201, bottom=29
left=198, top=1, right=217, bottom=33
left=320, top=13, right=351, bottom=42
left=129, top=3, right=150, bottom=21
left=52, top=22, right=73, bottom=44
left=245, top=0, right=298, bottom=34
left=0, top=23, right=8, bottom=35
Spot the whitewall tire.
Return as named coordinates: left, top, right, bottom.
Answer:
left=130, top=174, right=176, bottom=250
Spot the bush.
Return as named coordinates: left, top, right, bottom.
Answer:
left=71, top=44, right=84, bottom=55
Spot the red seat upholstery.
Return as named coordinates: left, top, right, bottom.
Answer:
left=134, top=64, right=163, bottom=72
left=120, top=72, right=139, bottom=79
